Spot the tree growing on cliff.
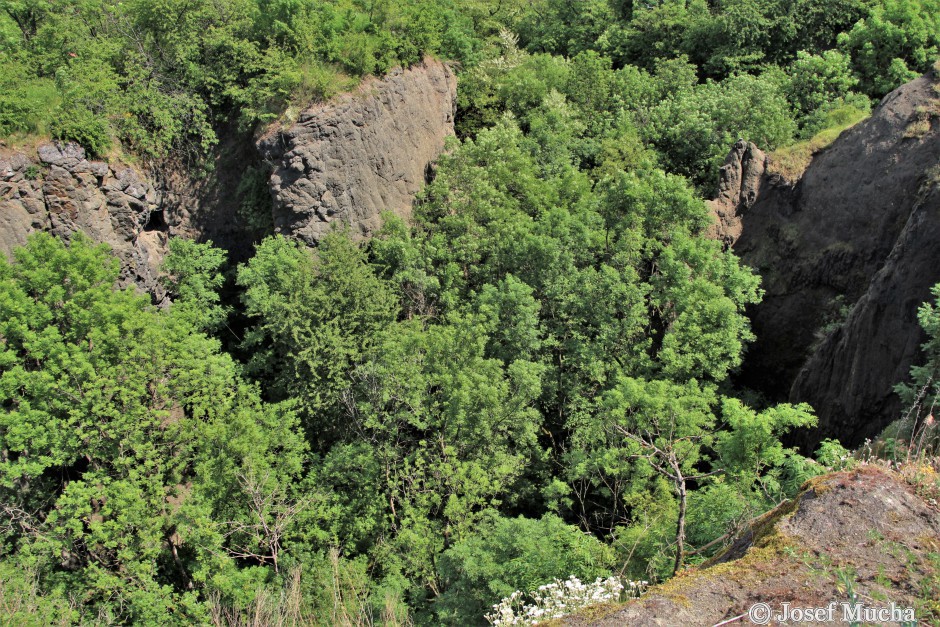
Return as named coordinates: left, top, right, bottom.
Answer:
left=895, top=283, right=940, bottom=457
left=606, top=377, right=719, bottom=574
left=606, top=378, right=817, bottom=576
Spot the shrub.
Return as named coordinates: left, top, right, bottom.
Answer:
left=0, top=71, right=58, bottom=137
left=839, top=0, right=940, bottom=97
left=786, top=50, right=859, bottom=119
left=50, top=105, right=111, bottom=157
left=643, top=72, right=796, bottom=189
left=236, top=164, right=275, bottom=233
left=894, top=283, right=940, bottom=458
left=435, top=513, right=616, bottom=625
left=486, top=575, right=647, bottom=625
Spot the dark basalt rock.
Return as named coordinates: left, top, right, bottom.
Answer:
left=707, top=70, right=940, bottom=448
left=1, top=141, right=169, bottom=302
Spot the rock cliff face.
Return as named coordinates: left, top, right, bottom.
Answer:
left=706, top=139, right=773, bottom=246
left=0, top=60, right=456, bottom=297
left=0, top=142, right=169, bottom=300
left=258, top=57, right=456, bottom=245
left=709, top=70, right=940, bottom=448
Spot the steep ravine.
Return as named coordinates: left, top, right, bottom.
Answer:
left=2, top=62, right=935, bottom=453
left=710, top=70, right=940, bottom=448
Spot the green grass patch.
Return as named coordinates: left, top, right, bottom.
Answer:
left=768, top=106, right=869, bottom=180
left=0, top=74, right=60, bottom=140
left=285, top=61, right=360, bottom=121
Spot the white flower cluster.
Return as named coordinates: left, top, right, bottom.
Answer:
left=485, top=575, right=648, bottom=625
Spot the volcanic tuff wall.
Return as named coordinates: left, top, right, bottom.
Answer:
left=0, top=59, right=457, bottom=296
left=709, top=70, right=940, bottom=448
left=0, top=142, right=170, bottom=300
left=258, top=57, right=457, bottom=245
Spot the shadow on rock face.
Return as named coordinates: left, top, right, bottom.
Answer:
left=706, top=70, right=940, bottom=450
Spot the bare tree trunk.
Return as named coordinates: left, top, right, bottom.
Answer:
left=672, top=464, right=687, bottom=576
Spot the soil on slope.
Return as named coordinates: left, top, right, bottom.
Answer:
left=564, top=465, right=940, bottom=626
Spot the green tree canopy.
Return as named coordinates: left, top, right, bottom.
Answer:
left=0, top=233, right=309, bottom=623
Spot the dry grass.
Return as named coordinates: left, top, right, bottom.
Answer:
left=210, top=566, right=305, bottom=627
left=904, top=115, right=932, bottom=139
left=907, top=63, right=940, bottom=138
left=925, top=164, right=940, bottom=189
left=208, top=549, right=414, bottom=627
left=903, top=100, right=938, bottom=139
left=278, top=62, right=360, bottom=128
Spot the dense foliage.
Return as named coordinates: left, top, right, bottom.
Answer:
left=2, top=0, right=937, bottom=174
left=0, top=234, right=309, bottom=623
left=1, top=0, right=937, bottom=625
left=0, top=0, right=488, bottom=159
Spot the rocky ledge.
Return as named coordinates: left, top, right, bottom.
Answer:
left=567, top=466, right=940, bottom=625
left=708, top=69, right=940, bottom=448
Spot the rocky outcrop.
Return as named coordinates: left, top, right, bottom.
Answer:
left=258, top=57, right=456, bottom=245
left=0, top=142, right=169, bottom=299
left=791, top=176, right=940, bottom=446
left=706, top=139, right=771, bottom=246
left=567, top=466, right=940, bottom=626
left=708, top=70, right=940, bottom=448
left=0, top=59, right=457, bottom=299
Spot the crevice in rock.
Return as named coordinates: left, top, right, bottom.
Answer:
left=707, top=70, right=940, bottom=449
left=144, top=209, right=168, bottom=232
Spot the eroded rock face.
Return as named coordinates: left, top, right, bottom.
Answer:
left=0, top=142, right=168, bottom=300
left=791, top=179, right=940, bottom=446
left=258, top=58, right=457, bottom=245
left=0, top=59, right=457, bottom=300
left=706, top=139, right=769, bottom=245
left=707, top=70, right=940, bottom=448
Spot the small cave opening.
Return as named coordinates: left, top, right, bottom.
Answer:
left=424, top=161, right=438, bottom=185
left=144, top=209, right=168, bottom=232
